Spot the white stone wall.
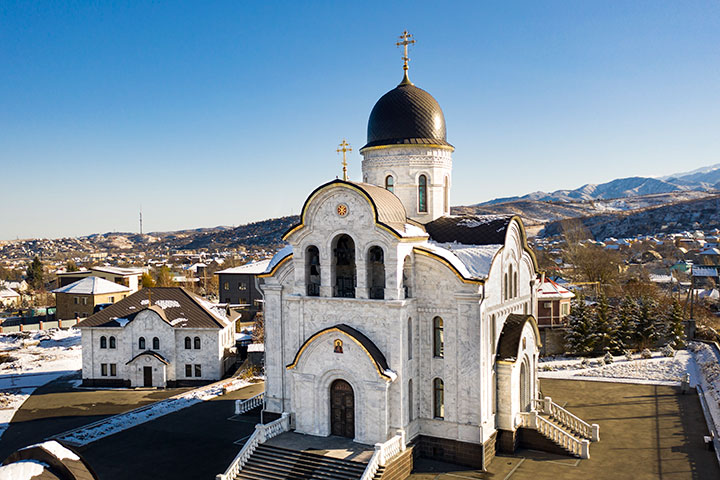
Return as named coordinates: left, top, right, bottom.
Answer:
left=361, top=145, right=452, bottom=222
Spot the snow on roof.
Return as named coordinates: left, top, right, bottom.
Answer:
left=692, top=266, right=719, bottom=277
left=92, top=266, right=144, bottom=276
left=248, top=343, right=265, bottom=352
left=402, top=223, right=428, bottom=238
left=23, top=441, right=80, bottom=461
left=52, top=276, right=131, bottom=295
left=0, top=460, right=47, bottom=479
left=216, top=259, right=272, bottom=275
left=0, top=288, right=19, bottom=298
left=265, top=245, right=293, bottom=273
left=424, top=241, right=503, bottom=279
left=649, top=274, right=675, bottom=284
left=539, top=278, right=575, bottom=299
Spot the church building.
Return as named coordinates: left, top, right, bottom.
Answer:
left=258, top=35, right=589, bottom=470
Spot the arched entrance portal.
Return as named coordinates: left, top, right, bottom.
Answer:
left=330, top=379, right=355, bottom=438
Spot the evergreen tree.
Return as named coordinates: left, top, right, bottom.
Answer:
left=615, top=296, right=639, bottom=350
left=565, top=296, right=595, bottom=355
left=664, top=299, right=685, bottom=348
left=591, top=294, right=621, bottom=354
left=26, top=256, right=44, bottom=290
left=636, top=297, right=660, bottom=348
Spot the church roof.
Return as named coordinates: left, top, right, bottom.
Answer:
left=496, top=314, right=541, bottom=362
left=362, top=80, right=452, bottom=150
left=75, top=287, right=229, bottom=329
left=424, top=215, right=514, bottom=245
left=283, top=180, right=426, bottom=241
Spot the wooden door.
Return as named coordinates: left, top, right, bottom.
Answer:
left=330, top=379, right=354, bottom=438
left=143, top=366, right=153, bottom=387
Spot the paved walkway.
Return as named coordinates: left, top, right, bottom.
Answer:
left=409, top=379, right=720, bottom=480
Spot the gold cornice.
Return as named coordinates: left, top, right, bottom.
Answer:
left=258, top=254, right=293, bottom=278
left=360, top=143, right=455, bottom=154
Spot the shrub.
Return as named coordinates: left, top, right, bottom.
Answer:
left=661, top=345, right=675, bottom=357
left=640, top=348, right=652, bottom=359
left=603, top=352, right=614, bottom=364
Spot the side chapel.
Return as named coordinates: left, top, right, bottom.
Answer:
left=260, top=34, right=546, bottom=468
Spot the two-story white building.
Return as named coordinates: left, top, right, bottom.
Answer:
left=76, top=287, right=236, bottom=388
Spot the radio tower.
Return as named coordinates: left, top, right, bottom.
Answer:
left=139, top=208, right=143, bottom=235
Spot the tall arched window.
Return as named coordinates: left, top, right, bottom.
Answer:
left=408, top=379, right=414, bottom=421
left=504, top=273, right=508, bottom=301
left=508, top=265, right=514, bottom=299
left=433, top=378, right=444, bottom=419
left=385, top=175, right=395, bottom=193
left=402, top=256, right=412, bottom=299
left=139, top=337, right=146, bottom=349
left=514, top=271, right=518, bottom=298
left=184, top=337, right=191, bottom=349
left=100, top=336, right=107, bottom=349
left=305, top=245, right=320, bottom=297
left=433, top=317, right=444, bottom=358
left=152, top=337, right=160, bottom=350
left=194, top=337, right=201, bottom=349
left=333, top=234, right=356, bottom=298
left=418, top=175, right=428, bottom=213
left=407, top=317, right=413, bottom=360
left=444, top=176, right=449, bottom=213
left=109, top=336, right=116, bottom=349
left=367, top=246, right=385, bottom=299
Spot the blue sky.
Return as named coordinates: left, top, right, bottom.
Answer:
left=2, top=1, right=718, bottom=240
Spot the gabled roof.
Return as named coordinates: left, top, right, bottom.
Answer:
left=126, top=350, right=169, bottom=365
left=52, top=276, right=131, bottom=295
left=75, top=287, right=229, bottom=329
left=0, top=288, right=19, bottom=298
left=538, top=278, right=575, bottom=299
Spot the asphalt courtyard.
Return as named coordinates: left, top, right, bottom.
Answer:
left=410, top=378, right=720, bottom=480
left=0, top=376, right=263, bottom=480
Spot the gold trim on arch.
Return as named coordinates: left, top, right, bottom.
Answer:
left=258, top=254, right=293, bottom=279
left=286, top=327, right=393, bottom=381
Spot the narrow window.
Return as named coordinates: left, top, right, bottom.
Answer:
left=514, top=271, right=518, bottom=298
left=184, top=337, right=191, bottom=349
left=109, top=296, right=114, bottom=303
left=508, top=265, right=514, bottom=299
left=109, top=336, right=116, bottom=349
left=367, top=246, right=385, bottom=300
left=433, top=378, right=444, bottom=419
left=194, top=337, right=201, bottom=349
left=333, top=234, right=356, bottom=298
left=504, top=273, right=508, bottom=301
left=418, top=175, right=428, bottom=213
left=110, top=364, right=117, bottom=376
left=407, top=317, right=413, bottom=360
left=385, top=175, right=395, bottom=193
left=408, top=379, right=414, bottom=421
left=238, top=282, right=247, bottom=291
left=82, top=297, right=88, bottom=305
left=305, top=245, right=320, bottom=296
left=185, top=364, right=192, bottom=377
left=74, top=297, right=79, bottom=305
left=224, top=282, right=229, bottom=291
left=152, top=337, right=160, bottom=350
left=444, top=176, right=449, bottom=213
left=101, top=363, right=107, bottom=376
left=139, top=337, right=146, bottom=349
left=100, top=336, right=107, bottom=349
left=402, top=255, right=412, bottom=299
left=433, top=317, right=444, bottom=358
left=194, top=364, right=202, bottom=377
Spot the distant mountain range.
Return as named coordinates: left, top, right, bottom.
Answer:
left=477, top=163, right=720, bottom=206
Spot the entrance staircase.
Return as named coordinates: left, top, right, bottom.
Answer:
left=234, top=444, right=369, bottom=480
left=519, top=397, right=599, bottom=459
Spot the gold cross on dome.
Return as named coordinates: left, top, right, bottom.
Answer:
left=396, top=30, right=416, bottom=73
left=337, top=139, right=352, bottom=181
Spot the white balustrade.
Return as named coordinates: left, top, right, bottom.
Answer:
left=360, top=433, right=406, bottom=480
left=235, top=392, right=265, bottom=415
left=216, top=412, right=290, bottom=480
left=533, top=397, right=599, bottom=442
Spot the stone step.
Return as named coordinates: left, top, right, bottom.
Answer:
left=234, top=444, right=367, bottom=480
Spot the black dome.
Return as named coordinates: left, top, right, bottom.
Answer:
left=363, top=79, right=451, bottom=150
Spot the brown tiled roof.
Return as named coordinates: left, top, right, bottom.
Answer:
left=424, top=215, right=513, bottom=245
left=496, top=314, right=538, bottom=362
left=75, top=287, right=227, bottom=329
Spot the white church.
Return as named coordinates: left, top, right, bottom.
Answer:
left=256, top=35, right=595, bottom=471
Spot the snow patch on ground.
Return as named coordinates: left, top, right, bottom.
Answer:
left=0, top=328, right=82, bottom=441
left=539, top=350, right=694, bottom=386
left=57, top=377, right=258, bottom=446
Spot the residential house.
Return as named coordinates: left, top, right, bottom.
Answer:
left=215, top=259, right=268, bottom=322
left=52, top=276, right=131, bottom=320
left=57, top=266, right=143, bottom=293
